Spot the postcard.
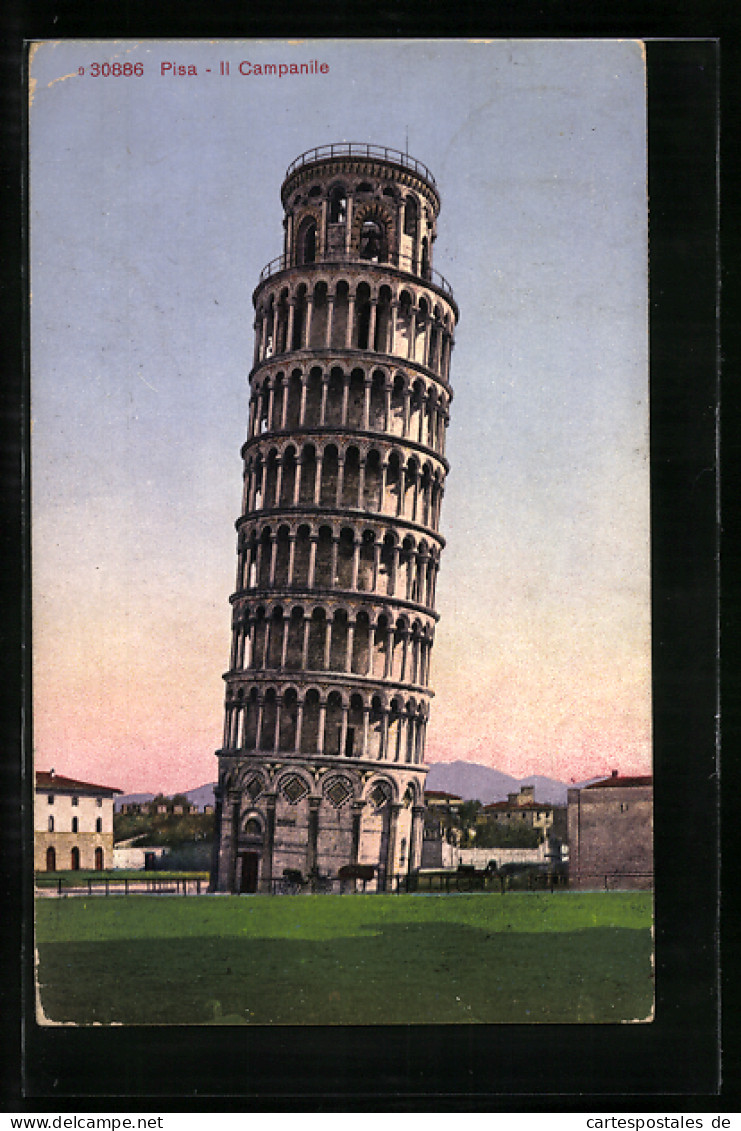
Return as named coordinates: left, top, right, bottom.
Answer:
left=29, top=38, right=653, bottom=1028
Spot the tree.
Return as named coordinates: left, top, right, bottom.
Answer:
left=452, top=800, right=481, bottom=846
left=475, top=821, right=543, bottom=848
left=457, top=800, right=482, bottom=825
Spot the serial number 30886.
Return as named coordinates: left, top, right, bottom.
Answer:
left=80, top=62, right=144, bottom=76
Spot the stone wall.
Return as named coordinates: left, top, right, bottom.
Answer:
left=567, top=784, right=653, bottom=889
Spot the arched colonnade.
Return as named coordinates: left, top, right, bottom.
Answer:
left=222, top=682, right=430, bottom=765
left=248, top=364, right=450, bottom=456
left=242, top=441, right=446, bottom=531
left=229, top=603, right=435, bottom=687
left=235, top=522, right=441, bottom=609
left=253, top=279, right=455, bottom=382
left=226, top=763, right=424, bottom=816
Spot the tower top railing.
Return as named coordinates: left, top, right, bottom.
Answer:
left=256, top=249, right=455, bottom=302
left=284, top=143, right=437, bottom=189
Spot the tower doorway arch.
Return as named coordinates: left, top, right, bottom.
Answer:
left=239, top=815, right=264, bottom=893
left=239, top=852, right=260, bottom=893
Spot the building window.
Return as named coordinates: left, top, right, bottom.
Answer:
left=46, top=846, right=56, bottom=871
left=403, top=196, right=418, bottom=238
left=70, top=846, right=80, bottom=871
left=95, top=818, right=102, bottom=833
left=47, top=793, right=54, bottom=805
left=96, top=797, right=103, bottom=807
left=71, top=796, right=79, bottom=807
left=71, top=817, right=78, bottom=833
left=48, top=816, right=54, bottom=832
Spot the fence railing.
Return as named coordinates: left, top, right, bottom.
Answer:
left=256, top=249, right=455, bottom=300
left=268, top=870, right=571, bottom=896
left=568, top=872, right=654, bottom=891
left=36, top=876, right=206, bottom=897
left=36, top=870, right=654, bottom=897
left=408, top=870, right=570, bottom=894
left=285, top=143, right=437, bottom=188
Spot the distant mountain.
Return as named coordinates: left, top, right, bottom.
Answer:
left=114, top=791, right=154, bottom=811
left=425, top=762, right=520, bottom=803
left=185, top=782, right=216, bottom=810
left=115, top=783, right=217, bottom=812
left=425, top=761, right=572, bottom=805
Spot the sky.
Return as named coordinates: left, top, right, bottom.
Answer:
left=29, top=38, right=650, bottom=794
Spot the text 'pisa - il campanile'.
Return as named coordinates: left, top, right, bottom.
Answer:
left=212, top=144, right=458, bottom=893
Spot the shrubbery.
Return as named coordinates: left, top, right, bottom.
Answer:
left=114, top=799, right=215, bottom=850
left=474, top=822, right=543, bottom=848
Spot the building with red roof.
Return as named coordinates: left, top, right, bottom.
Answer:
left=423, top=789, right=463, bottom=808
left=567, top=770, right=653, bottom=889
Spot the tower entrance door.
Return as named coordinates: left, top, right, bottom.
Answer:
left=239, top=852, right=259, bottom=893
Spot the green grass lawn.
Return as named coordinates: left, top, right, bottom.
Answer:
left=35, top=891, right=653, bottom=1026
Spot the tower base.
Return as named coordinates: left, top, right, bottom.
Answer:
left=211, top=754, right=427, bottom=894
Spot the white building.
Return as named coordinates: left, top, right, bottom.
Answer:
left=35, top=769, right=121, bottom=872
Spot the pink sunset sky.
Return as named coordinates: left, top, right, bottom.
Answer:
left=30, top=39, right=651, bottom=794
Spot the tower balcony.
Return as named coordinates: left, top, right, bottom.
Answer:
left=284, top=143, right=438, bottom=190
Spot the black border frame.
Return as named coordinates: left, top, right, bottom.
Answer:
left=1, top=7, right=728, bottom=1112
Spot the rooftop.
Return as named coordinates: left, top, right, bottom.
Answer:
left=584, top=775, right=653, bottom=790
left=482, top=799, right=556, bottom=812
left=254, top=248, right=456, bottom=304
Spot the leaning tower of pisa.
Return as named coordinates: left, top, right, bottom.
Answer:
left=211, top=143, right=458, bottom=893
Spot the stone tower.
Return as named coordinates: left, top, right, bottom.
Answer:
left=212, top=143, right=458, bottom=893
